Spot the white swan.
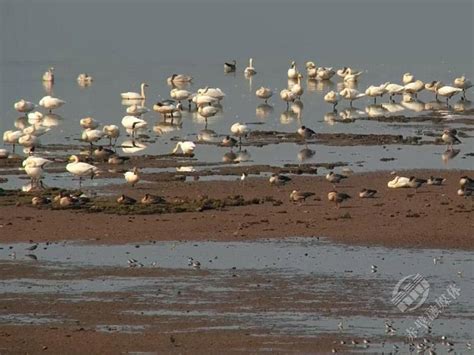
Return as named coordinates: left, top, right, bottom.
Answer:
left=387, top=176, right=411, bottom=188
left=124, top=167, right=140, bottom=186
left=198, top=105, right=219, bottom=121
left=77, top=73, right=93, bottom=85
left=3, top=130, right=23, bottom=151
left=337, top=67, right=363, bottom=81
left=291, top=74, right=304, bottom=98
left=167, top=74, right=193, bottom=84
left=14, top=99, right=36, bottom=114
left=256, top=87, right=273, bottom=103
left=365, top=82, right=389, bottom=103
left=121, top=83, right=148, bottom=100
left=401, top=94, right=425, bottom=112
left=153, top=101, right=180, bottom=118
left=39, top=95, right=65, bottom=112
left=197, top=87, right=225, bottom=101
left=24, top=159, right=47, bottom=186
left=66, top=155, right=99, bottom=186
left=288, top=61, right=299, bottom=79
left=324, top=91, right=340, bottom=111
left=280, top=88, right=297, bottom=108
left=22, top=156, right=53, bottom=168
left=27, top=111, right=44, bottom=124
left=82, top=128, right=104, bottom=146
left=244, top=58, right=256, bottom=76
left=402, top=72, right=414, bottom=85
left=306, top=61, right=317, bottom=78
left=424, top=81, right=443, bottom=99
left=404, top=80, right=424, bottom=97
left=102, top=125, right=120, bottom=146
left=172, top=141, right=196, bottom=155
left=436, top=85, right=463, bottom=103
left=385, top=83, right=405, bottom=100
left=170, top=88, right=193, bottom=104
left=231, top=122, right=250, bottom=144
left=126, top=104, right=149, bottom=116
left=23, top=124, right=50, bottom=137
left=193, top=94, right=219, bottom=107
left=18, top=134, right=39, bottom=148
left=316, top=67, right=336, bottom=81
left=80, top=117, right=100, bottom=129
left=453, top=76, right=472, bottom=97
left=121, top=115, right=147, bottom=137
left=42, top=67, right=54, bottom=82
left=339, top=88, right=365, bottom=106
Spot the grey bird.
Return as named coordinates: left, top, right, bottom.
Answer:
left=408, top=176, right=427, bottom=191
left=297, top=126, right=316, bottom=141
left=269, top=173, right=292, bottom=186
left=290, top=190, right=315, bottom=203
left=328, top=191, right=351, bottom=208
left=427, top=176, right=446, bottom=185
left=441, top=128, right=461, bottom=149
left=359, top=188, right=377, bottom=198
left=117, top=194, right=136, bottom=205
left=326, top=171, right=348, bottom=188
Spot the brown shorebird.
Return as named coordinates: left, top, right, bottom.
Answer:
left=290, top=190, right=315, bottom=203
left=359, top=188, right=377, bottom=198
left=117, top=194, right=136, bottom=205
left=328, top=191, right=351, bottom=208
left=269, top=173, right=292, bottom=186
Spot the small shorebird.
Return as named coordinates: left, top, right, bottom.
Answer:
left=188, top=257, right=201, bottom=269
left=290, top=190, right=315, bottom=203
left=427, top=176, right=446, bottom=185
left=224, top=60, right=236, bottom=73
left=93, top=146, right=114, bottom=161
left=32, top=196, right=51, bottom=206
left=269, top=173, right=292, bottom=186
left=441, top=128, right=461, bottom=149
left=407, top=176, right=427, bottom=191
left=459, top=176, right=473, bottom=188
left=297, top=126, right=316, bottom=141
left=117, top=194, right=136, bottom=205
left=359, top=188, right=377, bottom=198
left=327, top=191, right=351, bottom=208
left=108, top=155, right=129, bottom=165
left=124, top=167, right=140, bottom=187
left=221, top=135, right=238, bottom=149
left=141, top=194, right=164, bottom=204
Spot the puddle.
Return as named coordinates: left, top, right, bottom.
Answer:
left=0, top=313, right=68, bottom=325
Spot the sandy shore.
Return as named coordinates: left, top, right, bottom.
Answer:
left=0, top=169, right=472, bottom=250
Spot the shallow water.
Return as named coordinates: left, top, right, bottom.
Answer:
left=1, top=1, right=473, bottom=192
left=0, top=238, right=472, bottom=352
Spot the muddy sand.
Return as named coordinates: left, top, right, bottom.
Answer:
left=0, top=169, right=472, bottom=250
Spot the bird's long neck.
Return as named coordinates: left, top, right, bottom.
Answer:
left=141, top=84, right=146, bottom=98
left=172, top=142, right=181, bottom=153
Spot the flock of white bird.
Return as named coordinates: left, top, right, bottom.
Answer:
left=1, top=59, right=472, bottom=195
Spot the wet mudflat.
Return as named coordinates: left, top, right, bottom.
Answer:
left=0, top=238, right=472, bottom=353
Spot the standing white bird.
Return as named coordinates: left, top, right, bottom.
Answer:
left=365, top=82, right=389, bottom=103
left=244, top=58, right=256, bottom=76
left=402, top=72, right=414, bottom=85
left=193, top=94, right=219, bottom=107
left=172, top=141, right=196, bottom=155
left=231, top=122, right=250, bottom=145
left=3, top=130, right=23, bottom=151
left=42, top=67, right=54, bottom=82
left=124, top=167, right=140, bottom=187
left=167, top=74, right=193, bottom=84
left=121, top=115, right=147, bottom=138
left=82, top=128, right=104, bottom=148
left=324, top=91, right=340, bottom=111
left=24, top=159, right=48, bottom=188
left=121, top=83, right=148, bottom=100
left=255, top=87, right=273, bottom=103
left=291, top=74, right=304, bottom=99
left=198, top=105, right=219, bottom=126
left=385, top=83, right=405, bottom=101
left=404, top=80, right=425, bottom=98
left=14, top=99, right=36, bottom=114
left=288, top=61, right=299, bottom=79
left=339, top=88, right=366, bottom=106
left=18, top=134, right=39, bottom=149
left=316, top=67, right=336, bottom=80
left=306, top=61, right=317, bottom=78
left=170, top=88, right=193, bottom=105
left=66, top=155, right=99, bottom=187
left=280, top=88, right=297, bottom=108
left=102, top=125, right=120, bottom=146
left=436, top=85, right=463, bottom=104
left=197, top=87, right=226, bottom=101
left=425, top=81, right=443, bottom=100
left=39, top=95, right=65, bottom=113
left=453, top=76, right=472, bottom=98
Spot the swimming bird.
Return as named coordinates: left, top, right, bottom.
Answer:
left=126, top=104, right=149, bottom=116
left=327, top=191, right=351, bottom=208
left=117, top=194, right=136, bottom=205
left=230, top=122, right=250, bottom=145
left=436, top=85, right=463, bottom=104
left=167, top=74, right=193, bottom=84
left=124, top=167, right=140, bottom=187
left=244, top=58, right=256, bottom=76
left=77, top=73, right=93, bottom=84
left=385, top=83, right=405, bottom=101
left=359, top=188, right=377, bottom=198
left=121, top=115, right=147, bottom=138
left=141, top=193, right=164, bottom=205
left=316, top=67, right=336, bottom=81
left=365, top=82, right=389, bottom=103
left=339, top=88, right=365, bottom=106
left=102, top=125, right=120, bottom=146
left=288, top=61, right=299, bottom=79
left=387, top=176, right=411, bottom=188
left=297, top=126, right=316, bottom=141
left=326, top=171, right=348, bottom=187
left=42, top=67, right=54, bottom=82
left=172, top=141, right=196, bottom=155
left=121, top=83, right=148, bottom=100
left=324, top=91, right=340, bottom=111
left=280, top=88, right=297, bottom=108
left=427, top=176, right=445, bottom=186
left=256, top=87, right=273, bottom=103
left=441, top=128, right=461, bottom=149
left=80, top=117, right=100, bottom=130
left=269, top=173, right=292, bottom=186
left=39, top=95, right=65, bottom=112
left=425, top=81, right=443, bottom=100
left=66, top=155, right=99, bottom=187
left=402, top=72, right=414, bottom=85
left=306, top=61, right=317, bottom=78
left=224, top=60, right=236, bottom=73
left=404, top=80, right=425, bottom=98
left=14, top=99, right=36, bottom=114
left=290, top=190, right=315, bottom=203
left=454, top=75, right=472, bottom=98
